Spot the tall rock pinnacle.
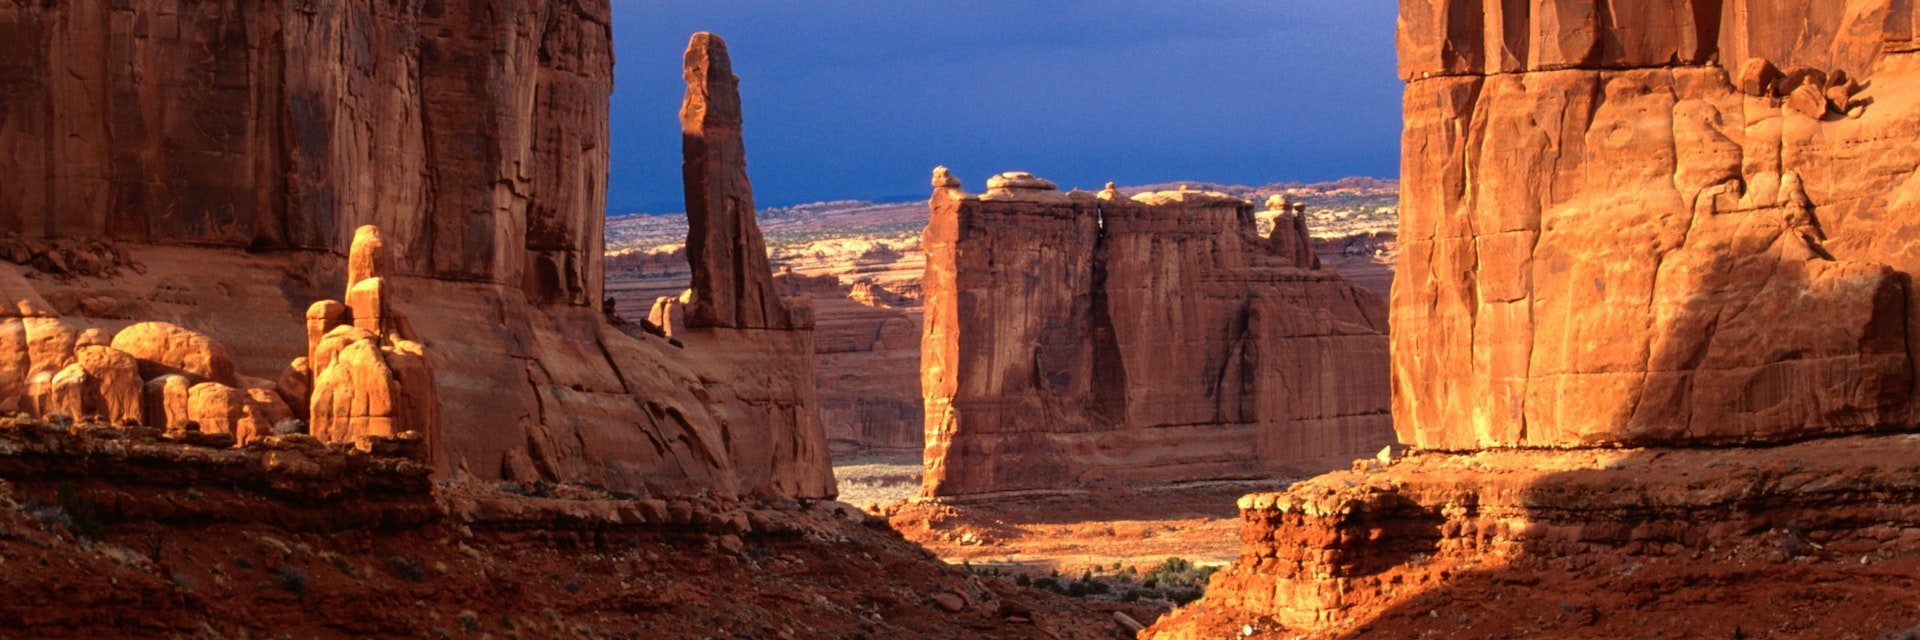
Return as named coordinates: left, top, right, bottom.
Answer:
left=681, top=32, right=789, bottom=330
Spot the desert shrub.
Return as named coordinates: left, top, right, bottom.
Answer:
left=319, top=551, right=358, bottom=577
left=275, top=565, right=310, bottom=595
left=387, top=556, right=426, bottom=582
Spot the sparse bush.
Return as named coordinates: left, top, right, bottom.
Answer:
left=28, top=504, right=75, bottom=533
left=387, top=556, right=426, bottom=582
left=320, top=551, right=358, bottom=577
left=275, top=565, right=310, bottom=595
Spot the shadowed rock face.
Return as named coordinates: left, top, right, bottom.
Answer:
left=0, top=7, right=833, bottom=498
left=921, top=173, right=1393, bottom=498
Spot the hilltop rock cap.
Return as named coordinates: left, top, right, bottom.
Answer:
left=931, top=166, right=961, bottom=189
left=979, top=172, right=1069, bottom=203
left=986, top=172, right=1057, bottom=191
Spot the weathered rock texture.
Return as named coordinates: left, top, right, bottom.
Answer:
left=0, top=5, right=832, bottom=498
left=1148, top=435, right=1920, bottom=639
left=1394, top=1, right=1920, bottom=450
left=682, top=33, right=796, bottom=331
left=774, top=271, right=924, bottom=456
left=1154, top=2, right=1920, bottom=637
left=921, top=171, right=1393, bottom=497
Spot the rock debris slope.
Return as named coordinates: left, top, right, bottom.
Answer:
left=921, top=171, right=1393, bottom=498
left=0, top=2, right=831, bottom=498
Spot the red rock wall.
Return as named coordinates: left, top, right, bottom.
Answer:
left=0, top=7, right=834, bottom=498
left=921, top=175, right=1393, bottom=497
left=1394, top=0, right=1920, bottom=450
left=0, top=1, right=607, bottom=305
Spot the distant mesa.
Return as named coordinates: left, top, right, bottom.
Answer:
left=920, top=168, right=1393, bottom=498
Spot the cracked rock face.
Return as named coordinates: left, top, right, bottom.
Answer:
left=1393, top=2, right=1920, bottom=450
left=920, top=173, right=1393, bottom=498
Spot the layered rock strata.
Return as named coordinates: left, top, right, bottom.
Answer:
left=774, top=271, right=924, bottom=455
left=1148, top=434, right=1920, bottom=638
left=921, top=170, right=1393, bottom=497
left=0, top=4, right=831, bottom=498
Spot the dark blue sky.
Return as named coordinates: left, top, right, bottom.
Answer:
left=608, top=1, right=1402, bottom=213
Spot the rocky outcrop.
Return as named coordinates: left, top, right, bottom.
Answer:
left=774, top=271, right=924, bottom=456
left=681, top=33, right=797, bottom=331
left=1148, top=434, right=1920, bottom=639
left=0, top=6, right=832, bottom=498
left=1394, top=3, right=1920, bottom=450
left=921, top=170, right=1393, bottom=498
left=1262, top=196, right=1320, bottom=270
left=1155, top=2, right=1920, bottom=637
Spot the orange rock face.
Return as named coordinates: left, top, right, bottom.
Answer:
left=921, top=172, right=1393, bottom=497
left=682, top=33, right=796, bottom=331
left=1393, top=3, right=1920, bottom=450
left=110, top=322, right=238, bottom=387
left=0, top=8, right=832, bottom=498
left=1156, top=3, right=1920, bottom=637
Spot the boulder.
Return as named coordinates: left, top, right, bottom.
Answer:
left=305, top=301, right=350, bottom=360
left=188, top=382, right=271, bottom=444
left=309, top=328, right=399, bottom=442
left=47, top=363, right=90, bottom=421
left=241, top=377, right=296, bottom=427
left=347, top=224, right=389, bottom=287
left=110, top=321, right=237, bottom=386
left=0, top=319, right=29, bottom=413
left=143, top=374, right=193, bottom=432
left=24, top=317, right=77, bottom=377
left=277, top=358, right=313, bottom=422
left=75, top=346, right=143, bottom=426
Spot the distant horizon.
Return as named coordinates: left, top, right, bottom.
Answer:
left=608, top=2, right=1402, bottom=215
left=607, top=174, right=1400, bottom=217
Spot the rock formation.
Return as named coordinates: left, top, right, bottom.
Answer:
left=921, top=170, right=1393, bottom=498
left=0, top=5, right=832, bottom=498
left=1152, top=2, right=1920, bottom=637
left=681, top=33, right=797, bottom=331
left=1393, top=1, right=1914, bottom=450
left=774, top=271, right=925, bottom=456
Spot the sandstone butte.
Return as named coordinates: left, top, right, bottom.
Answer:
left=0, top=3, right=832, bottom=500
left=920, top=169, right=1395, bottom=498
left=1150, top=1, right=1920, bottom=637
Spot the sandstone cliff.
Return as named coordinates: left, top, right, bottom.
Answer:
left=0, top=4, right=832, bottom=498
left=921, top=171, right=1393, bottom=498
left=1396, top=0, right=1920, bottom=449
left=1152, top=2, right=1920, bottom=637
